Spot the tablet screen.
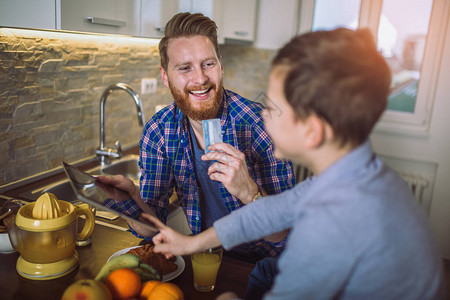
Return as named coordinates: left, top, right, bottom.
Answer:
left=62, top=161, right=159, bottom=235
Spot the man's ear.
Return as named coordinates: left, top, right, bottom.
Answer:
left=220, top=60, right=224, bottom=77
left=302, top=115, right=326, bottom=149
left=160, top=66, right=169, bottom=88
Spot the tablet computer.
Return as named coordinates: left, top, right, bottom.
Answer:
left=62, top=161, right=159, bottom=235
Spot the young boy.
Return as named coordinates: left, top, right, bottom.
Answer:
left=147, top=28, right=446, bottom=299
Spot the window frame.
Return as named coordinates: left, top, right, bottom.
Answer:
left=298, top=0, right=450, bottom=136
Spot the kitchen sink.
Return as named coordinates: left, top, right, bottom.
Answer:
left=101, top=155, right=141, bottom=184
left=44, top=180, right=78, bottom=203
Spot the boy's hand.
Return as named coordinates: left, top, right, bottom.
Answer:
left=142, top=214, right=195, bottom=258
left=202, top=143, right=259, bottom=204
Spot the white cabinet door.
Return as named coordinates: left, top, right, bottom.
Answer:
left=190, top=0, right=258, bottom=43
left=0, top=0, right=56, bottom=29
left=255, top=0, right=299, bottom=49
left=221, top=0, right=257, bottom=41
left=59, top=0, right=140, bottom=36
left=140, top=0, right=182, bottom=38
left=140, top=0, right=256, bottom=42
left=141, top=0, right=226, bottom=42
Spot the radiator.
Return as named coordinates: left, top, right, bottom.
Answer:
left=294, top=165, right=430, bottom=207
left=399, top=173, right=429, bottom=205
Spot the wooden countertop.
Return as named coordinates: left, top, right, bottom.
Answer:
left=0, top=221, right=255, bottom=300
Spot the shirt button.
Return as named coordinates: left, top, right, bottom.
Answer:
left=195, top=217, right=199, bottom=220
left=181, top=139, right=184, bottom=143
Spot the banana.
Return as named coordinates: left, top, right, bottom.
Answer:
left=95, top=253, right=141, bottom=281
left=133, top=263, right=161, bottom=281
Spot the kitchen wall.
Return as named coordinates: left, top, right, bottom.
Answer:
left=0, top=29, right=274, bottom=186
left=0, top=29, right=171, bottom=185
left=220, top=44, right=276, bottom=102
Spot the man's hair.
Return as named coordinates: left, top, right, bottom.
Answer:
left=159, top=12, right=221, bottom=70
left=272, top=28, right=391, bottom=147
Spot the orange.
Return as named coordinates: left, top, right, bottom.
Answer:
left=147, top=282, right=184, bottom=300
left=104, top=268, right=142, bottom=300
left=139, top=280, right=161, bottom=300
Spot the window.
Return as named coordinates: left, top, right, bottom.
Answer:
left=298, top=0, right=449, bottom=135
left=378, top=0, right=433, bottom=114
left=311, top=0, right=361, bottom=31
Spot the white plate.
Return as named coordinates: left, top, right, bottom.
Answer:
left=108, top=245, right=185, bottom=282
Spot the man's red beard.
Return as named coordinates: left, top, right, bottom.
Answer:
left=169, top=80, right=223, bottom=121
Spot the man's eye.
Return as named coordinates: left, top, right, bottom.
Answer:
left=203, top=61, right=215, bottom=69
left=178, top=66, right=191, bottom=72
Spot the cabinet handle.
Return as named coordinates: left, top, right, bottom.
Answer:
left=155, top=27, right=165, bottom=33
left=86, top=17, right=126, bottom=27
left=234, top=31, right=248, bottom=36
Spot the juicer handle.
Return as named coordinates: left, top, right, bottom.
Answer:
left=75, top=203, right=95, bottom=241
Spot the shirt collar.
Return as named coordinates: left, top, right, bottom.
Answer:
left=298, top=141, right=375, bottom=194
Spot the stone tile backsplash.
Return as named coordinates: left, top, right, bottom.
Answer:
left=0, top=30, right=274, bottom=186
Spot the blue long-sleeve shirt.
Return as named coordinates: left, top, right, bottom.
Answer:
left=215, top=141, right=445, bottom=299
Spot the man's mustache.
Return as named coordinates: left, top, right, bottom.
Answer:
left=185, top=83, right=216, bottom=93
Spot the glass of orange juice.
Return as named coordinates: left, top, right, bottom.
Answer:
left=191, top=246, right=223, bottom=292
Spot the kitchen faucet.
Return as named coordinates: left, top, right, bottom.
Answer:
left=96, top=83, right=145, bottom=165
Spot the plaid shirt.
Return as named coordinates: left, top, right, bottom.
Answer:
left=116, top=89, right=295, bottom=257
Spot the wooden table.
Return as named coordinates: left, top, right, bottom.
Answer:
left=0, top=221, right=255, bottom=300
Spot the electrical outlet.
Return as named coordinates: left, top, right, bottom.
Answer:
left=141, top=78, right=157, bottom=94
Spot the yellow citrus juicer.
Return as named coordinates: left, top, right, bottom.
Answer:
left=8, top=192, right=95, bottom=280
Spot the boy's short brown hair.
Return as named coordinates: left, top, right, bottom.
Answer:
left=272, top=28, right=391, bottom=147
left=159, top=12, right=221, bottom=70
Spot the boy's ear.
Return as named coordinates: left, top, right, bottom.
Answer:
left=160, top=66, right=170, bottom=88
left=302, top=115, right=326, bottom=148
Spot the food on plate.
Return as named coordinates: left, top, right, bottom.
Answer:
left=61, top=279, right=112, bottom=300
left=0, top=210, right=13, bottom=233
left=96, top=253, right=160, bottom=282
left=127, top=244, right=178, bottom=275
left=104, top=268, right=142, bottom=300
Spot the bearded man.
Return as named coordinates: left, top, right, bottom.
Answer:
left=107, top=12, right=295, bottom=263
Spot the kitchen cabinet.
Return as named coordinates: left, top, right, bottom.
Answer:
left=0, top=0, right=56, bottom=30
left=221, top=0, right=257, bottom=42
left=254, top=0, right=299, bottom=49
left=190, top=0, right=257, bottom=43
left=140, top=0, right=181, bottom=38
left=0, top=0, right=258, bottom=42
left=59, top=0, right=141, bottom=36
left=0, top=0, right=140, bottom=36
left=140, top=0, right=257, bottom=43
left=140, top=0, right=226, bottom=42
